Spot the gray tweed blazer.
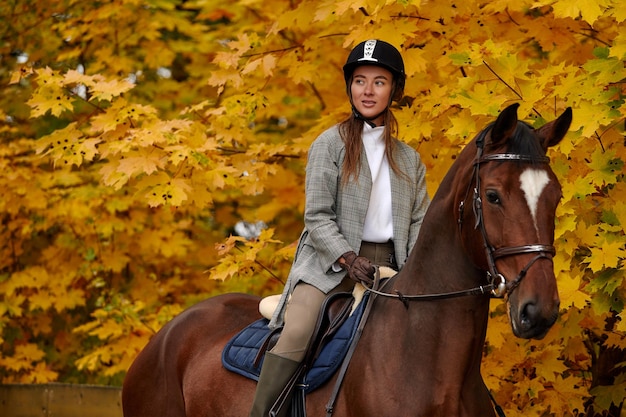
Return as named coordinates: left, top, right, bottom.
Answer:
left=269, top=124, right=430, bottom=328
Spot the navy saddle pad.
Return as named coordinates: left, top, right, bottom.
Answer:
left=222, top=293, right=368, bottom=393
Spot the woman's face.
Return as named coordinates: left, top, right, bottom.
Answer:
left=350, top=65, right=393, bottom=126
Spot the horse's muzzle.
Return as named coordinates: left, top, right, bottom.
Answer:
left=510, top=298, right=559, bottom=339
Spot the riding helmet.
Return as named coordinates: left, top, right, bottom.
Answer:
left=342, top=39, right=405, bottom=101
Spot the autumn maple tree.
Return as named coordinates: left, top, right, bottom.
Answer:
left=0, top=0, right=624, bottom=415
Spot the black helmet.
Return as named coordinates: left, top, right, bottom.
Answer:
left=343, top=39, right=405, bottom=100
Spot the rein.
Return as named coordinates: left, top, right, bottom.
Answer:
left=365, top=271, right=497, bottom=308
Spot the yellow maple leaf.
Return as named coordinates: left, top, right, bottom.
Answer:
left=53, top=288, right=86, bottom=311
left=488, top=53, right=531, bottom=87
left=28, top=290, right=54, bottom=311
left=27, top=362, right=58, bottom=383
left=547, top=375, right=587, bottom=414
left=551, top=0, right=608, bottom=24
left=27, top=85, right=74, bottom=118
left=271, top=6, right=309, bottom=35
left=576, top=221, right=600, bottom=247
left=208, top=257, right=244, bottom=281
left=9, top=66, right=34, bottom=84
left=565, top=176, right=596, bottom=202
left=242, top=54, right=276, bottom=77
left=100, top=162, right=130, bottom=189
left=561, top=334, right=589, bottom=363
left=74, top=352, right=100, bottom=372
left=4, top=343, right=46, bottom=370
left=402, top=47, right=428, bottom=77
left=557, top=271, right=589, bottom=309
left=205, top=165, right=239, bottom=190
left=117, top=154, right=164, bottom=177
left=583, top=53, right=626, bottom=86
left=554, top=251, right=573, bottom=279
left=229, top=31, right=259, bottom=53
left=590, top=381, right=626, bottom=411
left=587, top=238, right=623, bottom=271
left=25, top=67, right=61, bottom=115
left=143, top=177, right=192, bottom=207
left=555, top=213, right=577, bottom=238
left=609, top=30, right=626, bottom=60
left=0, top=294, right=26, bottom=318
left=89, top=99, right=128, bottom=133
left=610, top=199, right=626, bottom=236
left=513, top=376, right=546, bottom=399
left=553, top=71, right=589, bottom=107
left=61, top=68, right=97, bottom=86
left=89, top=319, right=124, bottom=341
left=35, top=122, right=86, bottom=167
left=453, top=80, right=509, bottom=116
left=10, top=266, right=50, bottom=289
left=76, top=138, right=101, bottom=162
left=287, top=58, right=320, bottom=84
left=486, top=312, right=512, bottom=349
left=535, top=346, right=568, bottom=380
left=314, top=0, right=340, bottom=22
left=577, top=100, right=617, bottom=138
left=603, top=331, right=625, bottom=348
left=89, top=78, right=135, bottom=101
left=607, top=0, right=626, bottom=22
left=585, top=147, right=620, bottom=187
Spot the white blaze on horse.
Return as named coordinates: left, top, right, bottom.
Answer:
left=122, top=104, right=572, bottom=417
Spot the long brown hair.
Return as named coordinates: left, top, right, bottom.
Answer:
left=338, top=108, right=408, bottom=185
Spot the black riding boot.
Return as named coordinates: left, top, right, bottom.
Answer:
left=249, top=352, right=301, bottom=417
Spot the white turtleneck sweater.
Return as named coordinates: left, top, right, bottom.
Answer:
left=361, top=124, right=393, bottom=243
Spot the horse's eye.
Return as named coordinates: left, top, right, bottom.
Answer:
left=485, top=190, right=501, bottom=205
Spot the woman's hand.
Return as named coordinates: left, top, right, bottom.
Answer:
left=339, top=251, right=375, bottom=286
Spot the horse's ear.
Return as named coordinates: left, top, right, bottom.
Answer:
left=491, top=103, right=520, bottom=146
left=536, top=107, right=573, bottom=150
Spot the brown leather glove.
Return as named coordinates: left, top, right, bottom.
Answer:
left=339, top=251, right=375, bottom=286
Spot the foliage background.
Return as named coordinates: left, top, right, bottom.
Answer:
left=0, top=0, right=624, bottom=415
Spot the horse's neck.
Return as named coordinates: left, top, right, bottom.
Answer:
left=367, top=154, right=491, bottom=379
left=402, top=151, right=481, bottom=295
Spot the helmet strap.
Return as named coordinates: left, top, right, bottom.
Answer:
left=351, top=105, right=379, bottom=128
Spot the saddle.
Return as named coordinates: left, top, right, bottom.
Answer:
left=222, top=289, right=369, bottom=393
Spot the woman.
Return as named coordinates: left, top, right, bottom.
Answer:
left=250, top=39, right=430, bottom=417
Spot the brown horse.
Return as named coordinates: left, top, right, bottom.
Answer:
left=122, top=104, right=572, bottom=417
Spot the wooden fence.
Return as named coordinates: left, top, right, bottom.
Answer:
left=0, top=383, right=122, bottom=417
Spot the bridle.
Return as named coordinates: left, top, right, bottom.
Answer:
left=366, top=127, right=556, bottom=304
left=458, top=127, right=556, bottom=298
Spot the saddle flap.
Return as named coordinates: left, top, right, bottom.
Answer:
left=305, top=292, right=354, bottom=367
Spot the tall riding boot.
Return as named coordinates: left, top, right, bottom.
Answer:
left=249, top=352, right=301, bottom=417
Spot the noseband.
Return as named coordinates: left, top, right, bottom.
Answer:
left=458, top=128, right=556, bottom=298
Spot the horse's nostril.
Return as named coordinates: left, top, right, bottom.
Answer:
left=520, top=302, right=539, bottom=329
left=515, top=300, right=559, bottom=339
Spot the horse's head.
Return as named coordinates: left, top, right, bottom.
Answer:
left=458, top=104, right=572, bottom=339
